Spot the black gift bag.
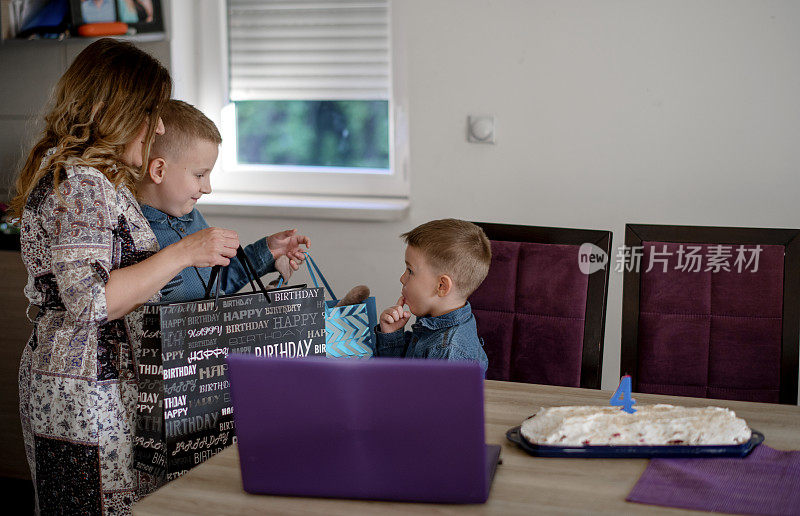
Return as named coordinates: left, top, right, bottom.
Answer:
left=134, top=247, right=325, bottom=481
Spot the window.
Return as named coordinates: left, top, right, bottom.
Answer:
left=234, top=100, right=389, bottom=170
left=181, top=0, right=409, bottom=218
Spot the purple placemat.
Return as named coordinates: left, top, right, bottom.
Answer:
left=627, top=445, right=800, bottom=515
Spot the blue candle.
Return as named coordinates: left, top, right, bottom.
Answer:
left=610, top=375, right=637, bottom=414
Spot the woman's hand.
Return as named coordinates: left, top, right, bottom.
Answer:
left=105, top=227, right=238, bottom=320
left=174, top=227, right=239, bottom=267
left=267, top=229, right=310, bottom=270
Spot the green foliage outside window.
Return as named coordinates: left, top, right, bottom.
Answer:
left=235, top=100, right=390, bottom=169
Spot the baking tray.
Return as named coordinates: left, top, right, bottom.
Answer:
left=506, top=422, right=764, bottom=459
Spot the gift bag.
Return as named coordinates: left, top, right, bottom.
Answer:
left=301, top=253, right=378, bottom=359
left=134, top=247, right=326, bottom=481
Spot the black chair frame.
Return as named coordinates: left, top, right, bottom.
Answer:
left=621, top=223, right=800, bottom=405
left=474, top=222, right=612, bottom=389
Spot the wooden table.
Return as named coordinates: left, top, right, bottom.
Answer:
left=134, top=380, right=800, bottom=515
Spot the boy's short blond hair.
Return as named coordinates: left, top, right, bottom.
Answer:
left=150, top=99, right=222, bottom=161
left=401, top=219, right=492, bottom=297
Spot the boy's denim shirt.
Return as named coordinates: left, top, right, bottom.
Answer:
left=140, top=204, right=277, bottom=304
left=374, top=302, right=488, bottom=376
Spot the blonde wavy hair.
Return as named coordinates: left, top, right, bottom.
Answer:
left=10, top=38, right=172, bottom=218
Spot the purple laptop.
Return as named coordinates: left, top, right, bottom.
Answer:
left=226, top=354, right=501, bottom=503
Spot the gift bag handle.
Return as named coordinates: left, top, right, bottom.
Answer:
left=299, top=252, right=338, bottom=303
left=204, top=246, right=272, bottom=304
left=237, top=246, right=271, bottom=299
left=204, top=264, right=223, bottom=307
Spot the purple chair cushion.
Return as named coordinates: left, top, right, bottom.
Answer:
left=470, top=240, right=589, bottom=386
left=637, top=242, right=784, bottom=403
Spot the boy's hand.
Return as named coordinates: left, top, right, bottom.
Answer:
left=380, top=296, right=410, bottom=334
left=267, top=229, right=310, bottom=270
left=178, top=227, right=239, bottom=267
left=274, top=255, right=293, bottom=282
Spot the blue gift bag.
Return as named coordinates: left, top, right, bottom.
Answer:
left=299, top=254, right=377, bottom=358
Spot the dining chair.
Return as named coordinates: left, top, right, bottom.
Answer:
left=620, top=224, right=800, bottom=404
left=468, top=222, right=612, bottom=389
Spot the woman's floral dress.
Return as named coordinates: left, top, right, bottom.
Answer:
left=18, top=154, right=161, bottom=515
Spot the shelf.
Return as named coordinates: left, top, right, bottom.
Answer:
left=0, top=31, right=166, bottom=46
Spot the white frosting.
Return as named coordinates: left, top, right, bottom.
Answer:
left=520, top=404, right=751, bottom=446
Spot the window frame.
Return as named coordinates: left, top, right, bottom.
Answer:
left=176, top=0, right=409, bottom=215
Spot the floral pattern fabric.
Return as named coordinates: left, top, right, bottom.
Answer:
left=18, top=155, right=161, bottom=515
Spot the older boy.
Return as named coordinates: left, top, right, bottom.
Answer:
left=137, top=100, right=309, bottom=303
left=376, top=219, right=491, bottom=375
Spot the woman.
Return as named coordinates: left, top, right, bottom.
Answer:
left=12, top=39, right=239, bottom=514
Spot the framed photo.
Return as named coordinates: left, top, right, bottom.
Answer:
left=69, top=0, right=118, bottom=26
left=68, top=0, right=163, bottom=33
left=115, top=0, right=163, bottom=33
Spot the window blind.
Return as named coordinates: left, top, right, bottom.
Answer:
left=228, top=0, right=390, bottom=101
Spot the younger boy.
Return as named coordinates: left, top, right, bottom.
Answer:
left=376, top=219, right=491, bottom=375
left=137, top=99, right=309, bottom=303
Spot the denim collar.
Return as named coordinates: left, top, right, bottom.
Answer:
left=140, top=203, right=193, bottom=224
left=415, top=302, right=472, bottom=331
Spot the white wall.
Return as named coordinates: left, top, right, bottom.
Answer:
left=203, top=0, right=800, bottom=391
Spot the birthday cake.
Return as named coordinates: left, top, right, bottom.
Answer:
left=520, top=405, right=752, bottom=447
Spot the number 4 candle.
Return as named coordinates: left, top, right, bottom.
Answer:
left=610, top=375, right=637, bottom=414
